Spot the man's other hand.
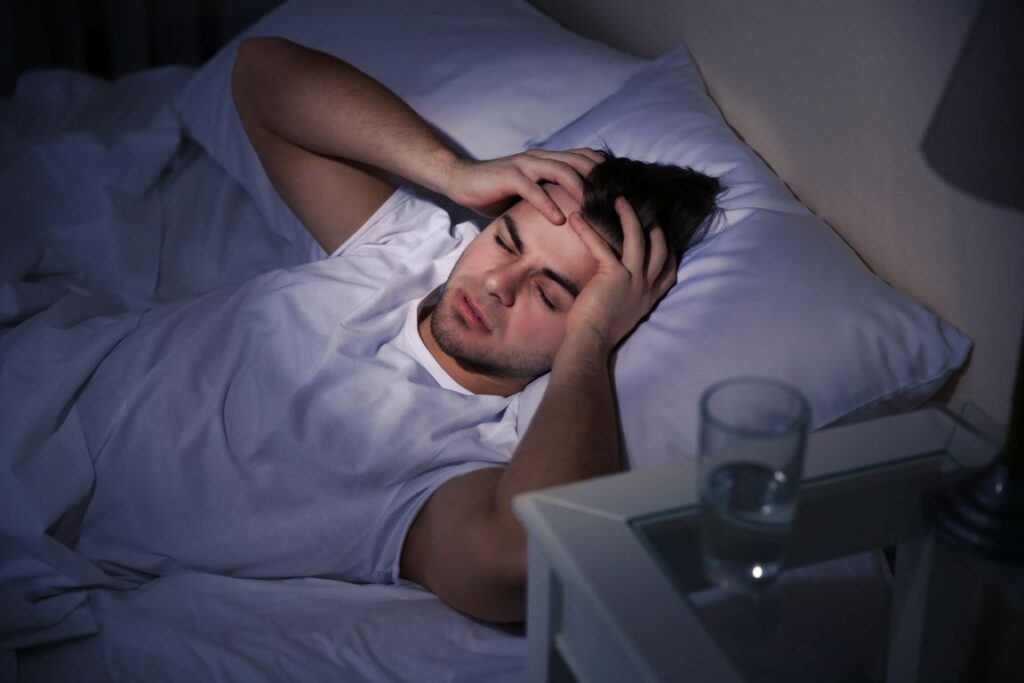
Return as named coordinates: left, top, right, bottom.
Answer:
left=563, top=198, right=678, bottom=356
left=444, top=148, right=605, bottom=224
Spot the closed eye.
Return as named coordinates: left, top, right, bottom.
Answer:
left=494, top=235, right=514, bottom=253
left=536, top=285, right=556, bottom=310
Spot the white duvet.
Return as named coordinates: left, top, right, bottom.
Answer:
left=1, top=67, right=527, bottom=682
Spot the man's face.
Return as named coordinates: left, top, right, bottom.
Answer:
left=429, top=185, right=598, bottom=384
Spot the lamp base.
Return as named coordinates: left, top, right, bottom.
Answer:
left=930, top=453, right=1024, bottom=564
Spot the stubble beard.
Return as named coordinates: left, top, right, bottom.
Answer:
left=429, top=286, right=552, bottom=382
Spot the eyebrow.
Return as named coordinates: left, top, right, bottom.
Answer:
left=502, top=215, right=580, bottom=298
left=502, top=215, right=524, bottom=252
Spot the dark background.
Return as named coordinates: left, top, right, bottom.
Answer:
left=1, top=0, right=284, bottom=96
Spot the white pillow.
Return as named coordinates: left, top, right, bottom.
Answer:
left=174, top=0, right=644, bottom=247
left=518, top=46, right=973, bottom=466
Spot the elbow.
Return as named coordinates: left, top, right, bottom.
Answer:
left=235, top=35, right=282, bottom=65
left=429, top=534, right=528, bottom=624
left=484, top=545, right=528, bottom=623
left=407, top=471, right=530, bottom=623
left=230, top=38, right=255, bottom=113
left=474, top=513, right=529, bottom=622
left=230, top=37, right=285, bottom=115
left=468, top=562, right=527, bottom=624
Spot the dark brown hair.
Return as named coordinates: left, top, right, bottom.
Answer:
left=582, top=150, right=723, bottom=259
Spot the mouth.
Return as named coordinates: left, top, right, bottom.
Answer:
left=454, top=291, right=491, bottom=332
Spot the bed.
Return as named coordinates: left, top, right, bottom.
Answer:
left=2, top=0, right=1019, bottom=681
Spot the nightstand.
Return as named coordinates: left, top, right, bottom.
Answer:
left=513, top=404, right=1010, bottom=682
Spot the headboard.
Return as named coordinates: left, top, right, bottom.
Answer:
left=529, top=0, right=1024, bottom=427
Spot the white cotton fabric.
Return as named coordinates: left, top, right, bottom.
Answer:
left=70, top=188, right=520, bottom=585
left=15, top=573, right=527, bottom=683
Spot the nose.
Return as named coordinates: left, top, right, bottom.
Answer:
left=483, top=262, right=527, bottom=306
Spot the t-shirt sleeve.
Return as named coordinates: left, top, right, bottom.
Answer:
left=327, top=188, right=452, bottom=259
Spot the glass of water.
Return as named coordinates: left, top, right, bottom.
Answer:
left=698, top=377, right=810, bottom=593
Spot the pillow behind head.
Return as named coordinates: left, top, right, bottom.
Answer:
left=518, top=46, right=972, bottom=467
left=174, top=0, right=645, bottom=249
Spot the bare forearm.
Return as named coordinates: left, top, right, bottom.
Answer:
left=407, top=332, right=622, bottom=625
left=494, top=330, right=621, bottom=522
left=232, top=36, right=458, bottom=193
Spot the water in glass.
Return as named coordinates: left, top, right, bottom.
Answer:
left=699, top=461, right=798, bottom=591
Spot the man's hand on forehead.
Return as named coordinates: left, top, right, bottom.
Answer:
left=563, top=197, right=677, bottom=356
left=442, top=147, right=605, bottom=224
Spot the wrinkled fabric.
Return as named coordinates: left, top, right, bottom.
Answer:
left=15, top=573, right=526, bottom=683
left=0, top=68, right=192, bottom=326
left=72, top=189, right=520, bottom=584
left=1, top=183, right=525, bottom=651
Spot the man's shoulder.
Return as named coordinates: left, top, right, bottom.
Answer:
left=328, top=187, right=460, bottom=259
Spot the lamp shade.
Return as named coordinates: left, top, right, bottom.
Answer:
left=921, top=0, right=1024, bottom=211
left=924, top=0, right=1024, bottom=570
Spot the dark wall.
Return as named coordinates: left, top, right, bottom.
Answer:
left=1, top=0, right=284, bottom=96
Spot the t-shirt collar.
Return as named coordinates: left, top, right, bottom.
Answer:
left=404, top=286, right=475, bottom=395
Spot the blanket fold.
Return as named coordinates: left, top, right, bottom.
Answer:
left=1, top=67, right=189, bottom=651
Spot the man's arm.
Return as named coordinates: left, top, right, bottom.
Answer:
left=402, top=199, right=678, bottom=622
left=400, top=327, right=623, bottom=622
left=232, top=37, right=597, bottom=253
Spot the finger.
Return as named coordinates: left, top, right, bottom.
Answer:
left=652, top=248, right=679, bottom=296
left=616, top=197, right=645, bottom=276
left=544, top=147, right=605, bottom=164
left=513, top=175, right=564, bottom=224
left=528, top=149, right=599, bottom=181
left=575, top=147, right=608, bottom=164
left=526, top=146, right=603, bottom=166
left=520, top=155, right=590, bottom=201
left=568, top=211, right=620, bottom=266
left=645, top=225, right=669, bottom=284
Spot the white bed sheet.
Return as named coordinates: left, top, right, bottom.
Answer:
left=15, top=573, right=526, bottom=683
left=0, top=65, right=314, bottom=320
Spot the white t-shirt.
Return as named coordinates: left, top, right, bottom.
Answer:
left=74, top=189, right=523, bottom=585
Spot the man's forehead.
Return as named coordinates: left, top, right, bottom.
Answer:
left=501, top=204, right=576, bottom=244
left=508, top=184, right=582, bottom=230
left=497, top=203, right=595, bottom=295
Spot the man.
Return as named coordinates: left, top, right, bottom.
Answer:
left=230, top=37, right=720, bottom=623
